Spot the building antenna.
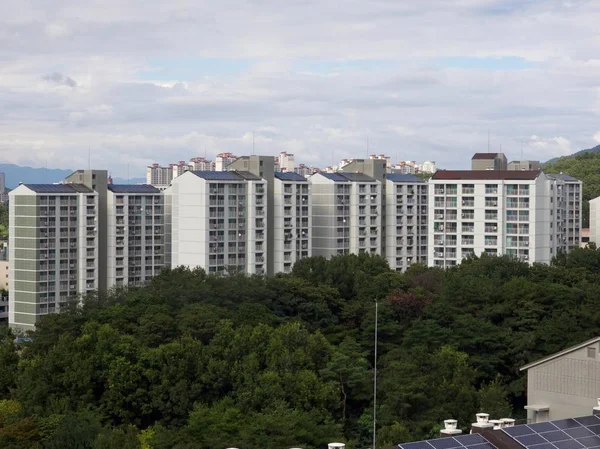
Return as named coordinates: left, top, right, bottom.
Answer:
left=253, top=132, right=255, bottom=155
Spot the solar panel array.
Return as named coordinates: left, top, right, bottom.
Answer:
left=274, top=172, right=307, bottom=182
left=191, top=171, right=244, bottom=181
left=25, top=183, right=93, bottom=193
left=503, top=415, right=600, bottom=449
left=399, top=431, right=497, bottom=449
left=385, top=173, right=425, bottom=183
left=108, top=184, right=160, bottom=193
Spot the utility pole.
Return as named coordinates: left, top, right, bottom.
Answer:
left=373, top=300, right=378, bottom=449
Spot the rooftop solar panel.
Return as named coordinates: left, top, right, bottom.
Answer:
left=540, top=431, right=571, bottom=442
left=429, top=438, right=462, bottom=449
left=397, top=433, right=499, bottom=449
left=505, top=426, right=536, bottom=437
left=108, top=184, right=160, bottom=193
left=553, top=439, right=584, bottom=449
left=577, top=435, right=600, bottom=448
left=565, top=428, right=595, bottom=439
left=530, top=423, right=560, bottom=433
left=529, top=443, right=557, bottom=449
left=192, top=171, right=242, bottom=181
left=575, top=418, right=600, bottom=427
left=454, top=434, right=487, bottom=445
left=585, top=425, right=600, bottom=435
left=385, top=173, right=425, bottom=183
left=553, top=420, right=583, bottom=430
left=338, top=172, right=376, bottom=182
left=274, top=172, right=307, bottom=181
left=516, top=434, right=547, bottom=446
left=319, top=173, right=349, bottom=182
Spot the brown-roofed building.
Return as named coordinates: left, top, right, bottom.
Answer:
left=471, top=152, right=508, bottom=171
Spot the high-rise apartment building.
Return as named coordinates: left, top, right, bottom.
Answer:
left=310, top=172, right=382, bottom=258
left=106, top=185, right=165, bottom=289
left=9, top=183, right=99, bottom=330
left=0, top=172, right=7, bottom=203
left=547, top=174, right=582, bottom=251
left=277, top=152, right=295, bottom=173
left=146, top=163, right=174, bottom=189
left=165, top=170, right=267, bottom=275
left=419, top=161, right=437, bottom=174
left=428, top=170, right=581, bottom=268
left=215, top=153, right=238, bottom=171
left=189, top=157, right=215, bottom=171
left=384, top=174, right=428, bottom=271
left=471, top=153, right=508, bottom=171
left=273, top=172, right=311, bottom=274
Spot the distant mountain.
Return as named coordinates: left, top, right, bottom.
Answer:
left=544, top=144, right=600, bottom=165
left=0, top=164, right=145, bottom=188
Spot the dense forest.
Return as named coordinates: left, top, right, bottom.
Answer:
left=2, top=251, right=600, bottom=449
left=544, top=150, right=600, bottom=227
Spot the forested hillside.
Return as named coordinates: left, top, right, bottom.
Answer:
left=544, top=151, right=600, bottom=227
left=2, top=252, right=600, bottom=449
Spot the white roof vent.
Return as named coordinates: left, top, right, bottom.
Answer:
left=328, top=444, right=345, bottom=449
left=501, top=418, right=515, bottom=427
left=441, top=419, right=462, bottom=436
left=444, top=419, right=457, bottom=430
left=476, top=413, right=489, bottom=424
left=489, top=419, right=502, bottom=430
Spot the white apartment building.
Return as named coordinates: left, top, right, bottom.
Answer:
left=310, top=172, right=382, bottom=258
left=277, top=152, right=295, bottom=173
left=165, top=170, right=267, bottom=275
left=172, top=161, right=190, bottom=179
left=419, top=161, right=437, bottom=174
left=146, top=163, right=174, bottom=188
left=106, top=185, right=165, bottom=289
left=215, top=153, right=238, bottom=171
left=9, top=183, right=99, bottom=330
left=273, top=172, right=311, bottom=274
left=189, top=157, right=215, bottom=171
left=427, top=170, right=579, bottom=268
left=385, top=174, right=428, bottom=271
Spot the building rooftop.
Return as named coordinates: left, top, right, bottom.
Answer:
left=546, top=173, right=580, bottom=182
left=190, top=171, right=262, bottom=181
left=432, top=170, right=540, bottom=181
left=108, top=184, right=161, bottom=194
left=319, top=173, right=350, bottom=182
left=385, top=173, right=425, bottom=183
left=387, top=414, right=600, bottom=449
left=339, top=172, right=377, bottom=182
left=520, top=336, right=600, bottom=371
left=23, top=183, right=94, bottom=193
left=472, top=153, right=502, bottom=160
left=274, top=172, right=307, bottom=182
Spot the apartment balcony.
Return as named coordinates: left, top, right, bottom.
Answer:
left=484, top=226, right=498, bottom=233
left=485, top=201, right=498, bottom=208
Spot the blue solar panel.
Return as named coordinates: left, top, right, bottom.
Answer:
left=541, top=431, right=571, bottom=442
left=468, top=443, right=496, bottom=449
left=565, top=428, right=595, bottom=439
left=319, top=173, right=349, bottom=182
left=455, top=434, right=486, bottom=445
left=515, top=434, right=548, bottom=446
left=401, top=441, right=434, bottom=449
left=429, top=438, right=462, bottom=449
left=506, top=426, right=536, bottom=437
left=530, top=443, right=558, bottom=449
left=577, top=435, right=600, bottom=448
left=530, top=423, right=560, bottom=433
left=554, top=420, right=583, bottom=430
left=575, top=417, right=600, bottom=427
left=554, top=439, right=584, bottom=449
left=586, top=425, right=600, bottom=435
left=192, top=171, right=242, bottom=181
left=108, top=184, right=160, bottom=193
left=274, top=172, right=307, bottom=182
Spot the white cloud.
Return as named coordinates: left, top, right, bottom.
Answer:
left=0, top=0, right=599, bottom=177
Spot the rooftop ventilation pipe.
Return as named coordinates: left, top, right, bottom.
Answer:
left=500, top=418, right=515, bottom=428
left=471, top=413, right=494, bottom=433
left=441, top=419, right=462, bottom=437
left=328, top=444, right=345, bottom=449
left=489, top=420, right=502, bottom=430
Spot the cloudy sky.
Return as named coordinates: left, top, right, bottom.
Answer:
left=1, top=0, right=600, bottom=177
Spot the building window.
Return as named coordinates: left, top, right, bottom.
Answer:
left=588, top=347, right=596, bottom=358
